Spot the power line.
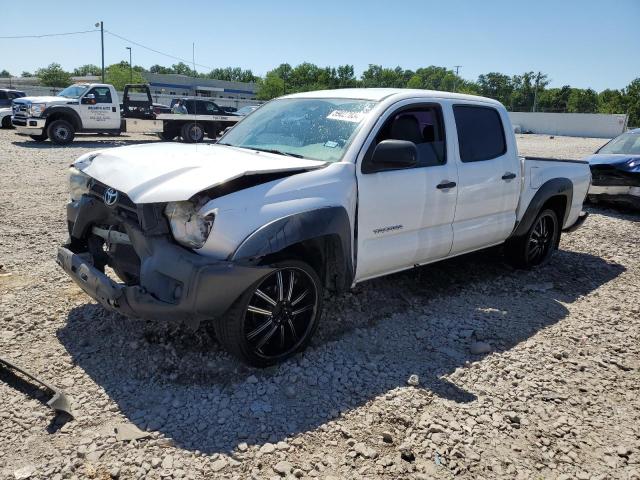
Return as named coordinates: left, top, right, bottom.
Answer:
left=0, top=29, right=99, bottom=39
left=104, top=30, right=213, bottom=71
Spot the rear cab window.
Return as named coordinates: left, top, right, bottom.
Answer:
left=453, top=105, right=506, bottom=162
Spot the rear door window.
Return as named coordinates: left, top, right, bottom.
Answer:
left=453, top=105, right=506, bottom=162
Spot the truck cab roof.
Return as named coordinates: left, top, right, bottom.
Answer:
left=284, top=88, right=502, bottom=106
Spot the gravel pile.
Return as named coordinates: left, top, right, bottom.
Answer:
left=1, top=130, right=639, bottom=479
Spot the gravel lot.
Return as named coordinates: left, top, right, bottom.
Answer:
left=1, top=130, right=639, bottom=480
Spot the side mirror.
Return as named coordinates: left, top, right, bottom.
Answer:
left=363, top=139, right=418, bottom=173
left=81, top=94, right=96, bottom=105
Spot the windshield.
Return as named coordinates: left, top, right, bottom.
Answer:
left=57, top=85, right=89, bottom=99
left=599, top=132, right=640, bottom=155
left=219, top=98, right=377, bottom=162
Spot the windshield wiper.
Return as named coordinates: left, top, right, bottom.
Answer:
left=247, top=147, right=304, bottom=158
left=216, top=143, right=305, bottom=159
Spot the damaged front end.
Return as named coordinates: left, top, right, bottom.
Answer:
left=58, top=177, right=273, bottom=328
left=588, top=155, right=640, bottom=208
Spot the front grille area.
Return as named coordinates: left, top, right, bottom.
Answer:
left=88, top=180, right=139, bottom=223
left=12, top=103, right=28, bottom=119
left=590, top=166, right=640, bottom=187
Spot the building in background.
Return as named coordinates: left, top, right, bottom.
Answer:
left=142, top=73, right=257, bottom=102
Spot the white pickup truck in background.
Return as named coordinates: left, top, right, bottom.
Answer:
left=11, top=83, right=240, bottom=144
left=57, top=88, right=591, bottom=367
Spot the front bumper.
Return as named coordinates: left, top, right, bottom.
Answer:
left=59, top=195, right=273, bottom=325
left=12, top=116, right=46, bottom=135
left=588, top=185, right=640, bottom=208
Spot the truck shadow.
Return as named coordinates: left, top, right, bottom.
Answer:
left=57, top=248, right=623, bottom=454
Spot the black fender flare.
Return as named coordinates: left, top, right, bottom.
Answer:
left=230, top=206, right=353, bottom=288
left=42, top=106, right=82, bottom=130
left=510, top=178, right=573, bottom=238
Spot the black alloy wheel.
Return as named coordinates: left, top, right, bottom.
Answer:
left=505, top=208, right=559, bottom=269
left=215, top=260, right=322, bottom=367
left=526, top=211, right=556, bottom=264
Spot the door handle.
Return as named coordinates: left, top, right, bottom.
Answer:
left=502, top=172, right=517, bottom=180
left=436, top=181, right=457, bottom=189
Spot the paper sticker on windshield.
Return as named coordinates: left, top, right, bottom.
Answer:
left=327, top=110, right=366, bottom=123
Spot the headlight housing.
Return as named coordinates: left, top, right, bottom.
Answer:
left=29, top=103, right=46, bottom=117
left=69, top=166, right=91, bottom=201
left=165, top=201, right=214, bottom=249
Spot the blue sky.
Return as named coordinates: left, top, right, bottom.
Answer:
left=2, top=0, right=638, bottom=91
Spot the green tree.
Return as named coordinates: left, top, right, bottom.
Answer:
left=598, top=89, right=625, bottom=114
left=73, top=64, right=101, bottom=76
left=255, top=71, right=285, bottom=100
left=336, top=65, right=357, bottom=88
left=21, top=71, right=33, bottom=78
left=477, top=72, right=514, bottom=105
left=205, top=67, right=258, bottom=83
left=104, top=62, right=145, bottom=90
left=361, top=65, right=409, bottom=88
left=36, top=63, right=72, bottom=87
left=171, top=62, right=197, bottom=77
left=149, top=64, right=173, bottom=74
left=510, top=71, right=549, bottom=111
left=0, top=69, right=11, bottom=78
left=536, top=86, right=572, bottom=112
left=623, top=78, right=640, bottom=127
left=567, top=88, right=599, bottom=113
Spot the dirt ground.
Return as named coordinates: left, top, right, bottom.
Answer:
left=0, top=130, right=638, bottom=480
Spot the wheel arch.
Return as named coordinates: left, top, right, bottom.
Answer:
left=230, top=206, right=353, bottom=292
left=42, top=106, right=82, bottom=131
left=510, top=178, right=573, bottom=239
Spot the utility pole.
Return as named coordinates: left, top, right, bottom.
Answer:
left=453, top=65, right=462, bottom=92
left=532, top=71, right=542, bottom=112
left=95, top=21, right=104, bottom=82
left=126, top=47, right=132, bottom=82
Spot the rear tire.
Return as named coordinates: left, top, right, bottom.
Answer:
left=180, top=122, right=205, bottom=143
left=214, top=260, right=323, bottom=367
left=505, top=208, right=559, bottom=269
left=29, top=133, right=48, bottom=142
left=47, top=119, right=75, bottom=145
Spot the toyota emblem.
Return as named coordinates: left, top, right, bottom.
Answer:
left=103, top=188, right=119, bottom=206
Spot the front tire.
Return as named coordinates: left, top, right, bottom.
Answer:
left=180, top=122, right=205, bottom=143
left=505, top=208, right=559, bottom=269
left=47, top=119, right=75, bottom=145
left=1, top=116, right=13, bottom=128
left=214, top=260, right=323, bottom=367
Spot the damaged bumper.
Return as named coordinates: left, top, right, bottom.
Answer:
left=0, top=357, right=73, bottom=417
left=57, top=244, right=269, bottom=324
left=58, top=195, right=272, bottom=325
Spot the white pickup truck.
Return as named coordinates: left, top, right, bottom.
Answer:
left=57, top=88, right=590, bottom=367
left=11, top=83, right=239, bottom=144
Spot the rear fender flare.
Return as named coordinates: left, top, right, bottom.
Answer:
left=510, top=178, right=573, bottom=238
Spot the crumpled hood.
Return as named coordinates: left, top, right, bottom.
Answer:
left=584, top=153, right=640, bottom=167
left=78, top=143, right=326, bottom=203
left=13, top=96, right=70, bottom=105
